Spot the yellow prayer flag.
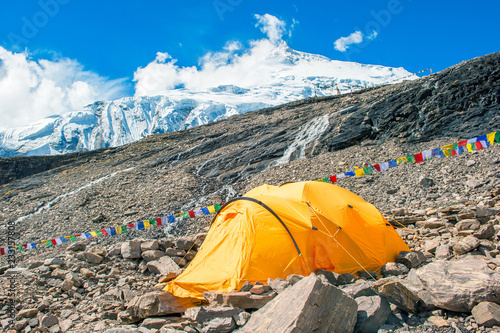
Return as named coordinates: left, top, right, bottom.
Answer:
left=115, top=226, right=122, bottom=235
left=354, top=169, right=365, bottom=177
left=397, top=157, right=407, bottom=165
left=441, top=144, right=455, bottom=150
left=466, top=143, right=474, bottom=152
left=90, top=231, right=98, bottom=238
left=144, top=220, right=151, bottom=228
left=208, top=206, right=216, bottom=214
left=442, top=149, right=451, bottom=157
left=487, top=132, right=496, bottom=146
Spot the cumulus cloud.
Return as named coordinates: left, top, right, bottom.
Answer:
left=333, top=31, right=364, bottom=52
left=0, top=47, right=127, bottom=130
left=134, top=14, right=294, bottom=97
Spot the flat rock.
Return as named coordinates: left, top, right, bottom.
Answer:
left=239, top=274, right=358, bottom=333
left=141, top=250, right=165, bottom=262
left=267, top=277, right=290, bottom=294
left=411, top=258, right=500, bottom=312
left=141, top=240, right=159, bottom=251
left=83, top=252, right=104, bottom=265
left=41, top=313, right=59, bottom=328
left=381, top=262, right=409, bottom=277
left=396, top=251, right=427, bottom=269
left=200, top=317, right=236, bottom=333
left=147, top=256, right=181, bottom=276
left=354, top=295, right=392, bottom=333
left=476, top=206, right=499, bottom=218
left=203, top=291, right=277, bottom=310
left=455, top=219, right=481, bottom=231
left=16, top=308, right=38, bottom=320
left=184, top=306, right=243, bottom=324
left=474, top=224, right=496, bottom=239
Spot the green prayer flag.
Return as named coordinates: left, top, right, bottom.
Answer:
left=70, top=235, right=77, bottom=242
left=149, top=218, right=157, bottom=227
left=214, top=204, right=222, bottom=211
left=406, top=155, right=415, bottom=163
left=183, top=212, right=190, bottom=219
left=363, top=167, right=373, bottom=175
left=17, top=245, right=24, bottom=251
left=323, top=177, right=330, bottom=182
left=496, top=132, right=500, bottom=143
left=95, top=230, right=102, bottom=237
left=121, top=225, right=128, bottom=234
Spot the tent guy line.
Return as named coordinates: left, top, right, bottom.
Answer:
left=0, top=130, right=499, bottom=256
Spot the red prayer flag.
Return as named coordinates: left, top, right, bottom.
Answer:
left=475, top=141, right=484, bottom=150
left=373, top=164, right=381, bottom=172
left=51, top=239, right=57, bottom=245
left=329, top=175, right=337, bottom=183
left=188, top=210, right=196, bottom=218
left=458, top=140, right=467, bottom=147
left=100, top=229, right=108, bottom=236
left=127, top=223, right=135, bottom=229
left=155, top=217, right=162, bottom=226
left=22, top=244, right=28, bottom=249
left=414, top=152, right=424, bottom=163
left=0, top=247, right=5, bottom=256
left=451, top=150, right=457, bottom=156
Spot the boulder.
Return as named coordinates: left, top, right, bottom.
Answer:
left=336, top=273, right=357, bottom=285
left=239, top=274, right=357, bottom=333
left=396, top=251, right=427, bottom=269
left=453, top=235, right=480, bottom=255
left=455, top=219, right=481, bottom=231
left=476, top=206, right=499, bottom=218
left=372, top=278, right=419, bottom=313
left=147, top=256, right=181, bottom=276
left=124, top=291, right=186, bottom=323
left=121, top=241, right=142, bottom=259
left=316, top=269, right=339, bottom=285
left=340, top=281, right=376, bottom=298
left=141, top=250, right=165, bottom=262
left=435, top=245, right=450, bottom=259
left=411, top=258, right=500, bottom=312
left=16, top=308, right=38, bottom=320
left=66, top=242, right=87, bottom=252
left=416, top=219, right=446, bottom=229
left=471, top=301, right=500, bottom=327
left=285, top=274, right=304, bottom=285
left=175, top=237, right=195, bottom=251
left=203, top=291, right=277, bottom=310
left=354, top=295, right=392, bottom=333
left=165, top=248, right=187, bottom=257
left=44, top=258, right=63, bottom=266
left=141, top=318, right=169, bottom=329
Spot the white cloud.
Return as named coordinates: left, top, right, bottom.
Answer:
left=255, top=14, right=287, bottom=45
left=334, top=31, right=364, bottom=52
left=134, top=14, right=296, bottom=97
left=368, top=30, right=378, bottom=40
left=0, top=47, right=127, bottom=130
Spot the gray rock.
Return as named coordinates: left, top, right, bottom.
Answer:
left=466, top=179, right=484, bottom=189
left=141, top=318, right=168, bottom=329
left=423, top=238, right=441, bottom=253
left=455, top=219, right=481, bottom=231
left=372, top=278, right=419, bottom=313
left=239, top=281, right=253, bottom=292
left=41, top=313, right=59, bottom=328
left=476, top=206, right=499, bottom=218
left=165, top=248, right=187, bottom=257
left=420, top=178, right=434, bottom=188
left=60, top=279, right=74, bottom=292
left=396, top=251, right=427, bottom=269
left=381, top=262, right=409, bottom=277
left=104, top=328, right=142, bottom=333
left=471, top=301, right=500, bottom=327
left=203, top=291, right=277, bottom=310
left=66, top=242, right=87, bottom=252
left=141, top=250, right=165, bottom=262
left=83, top=251, right=104, bottom=265
left=340, top=281, right=376, bottom=298
left=175, top=237, right=195, bottom=251
left=147, top=256, right=181, bottom=276
left=316, top=269, right=339, bottom=285
left=474, top=224, right=496, bottom=239
left=124, top=291, right=186, bottom=323
left=336, top=273, right=357, bottom=285
left=267, top=277, right=290, bottom=293
left=239, top=274, right=358, bottom=333
left=453, top=235, right=480, bottom=255
left=354, top=295, right=392, bottom=333
left=65, top=271, right=83, bottom=288
left=412, top=258, right=500, bottom=312
left=44, top=258, right=63, bottom=266
left=59, top=319, right=73, bottom=332
left=285, top=274, right=304, bottom=285
left=435, top=245, right=450, bottom=259
left=16, top=308, right=38, bottom=320
left=121, top=240, right=142, bottom=259
left=235, top=311, right=251, bottom=326
left=28, top=260, right=44, bottom=270
left=140, top=240, right=159, bottom=251
left=416, top=219, right=447, bottom=229
left=184, top=306, right=243, bottom=324
left=357, top=270, right=377, bottom=280
left=200, top=317, right=236, bottom=333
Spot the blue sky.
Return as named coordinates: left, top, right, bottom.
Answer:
left=0, top=0, right=499, bottom=128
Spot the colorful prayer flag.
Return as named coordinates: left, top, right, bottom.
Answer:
left=329, top=175, right=337, bottom=183
left=201, top=207, right=210, bottom=215
left=60, top=237, right=67, bottom=243
left=354, top=169, right=364, bottom=177
left=0, top=247, right=4, bottom=256
left=406, top=155, right=415, bottom=163
left=373, top=164, right=381, bottom=172
left=432, top=148, right=445, bottom=158
left=388, top=160, right=398, bottom=168
left=487, top=132, right=496, bottom=146
left=137, top=221, right=145, bottom=230
left=144, top=220, right=150, bottom=228
left=345, top=171, right=355, bottom=177
left=337, top=173, right=346, bottom=179
left=156, top=217, right=163, bottom=226
left=363, top=167, right=373, bottom=175
left=194, top=208, right=203, bottom=217
left=397, top=157, right=407, bottom=165
left=422, top=150, right=433, bottom=161
left=167, top=215, right=175, bottom=223
left=183, top=212, right=190, bottom=219
left=51, top=239, right=58, bottom=246
left=475, top=141, right=484, bottom=150
left=414, top=152, right=424, bottom=163
left=379, top=162, right=389, bottom=172
left=466, top=143, right=475, bottom=152
left=90, top=231, right=98, bottom=238
left=207, top=206, right=216, bottom=214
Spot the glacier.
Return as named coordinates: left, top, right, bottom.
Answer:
left=0, top=43, right=417, bottom=157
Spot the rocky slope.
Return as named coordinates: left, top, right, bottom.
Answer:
left=0, top=52, right=499, bottom=332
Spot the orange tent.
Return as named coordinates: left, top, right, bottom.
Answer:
left=163, top=181, right=409, bottom=301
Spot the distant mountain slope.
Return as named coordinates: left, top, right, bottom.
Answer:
left=0, top=43, right=414, bottom=157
